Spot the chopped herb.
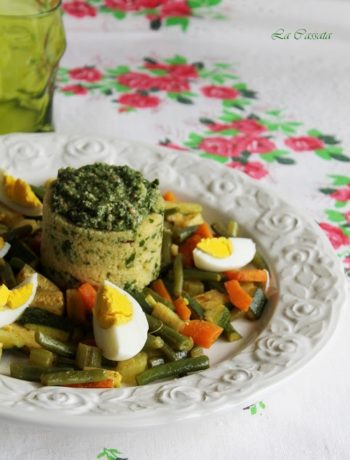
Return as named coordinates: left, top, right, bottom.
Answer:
left=51, top=163, right=163, bottom=232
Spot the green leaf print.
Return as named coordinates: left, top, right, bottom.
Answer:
left=326, top=210, right=346, bottom=222
left=314, top=149, right=332, bottom=160
left=319, top=188, right=336, bottom=194
left=165, top=55, right=188, bottom=65
left=165, top=16, right=190, bottom=30
left=275, top=156, right=296, bottom=165
left=335, top=201, right=348, bottom=208
left=200, top=153, right=228, bottom=163
left=307, top=128, right=322, bottom=137
left=318, top=134, right=340, bottom=145
left=329, top=175, right=350, bottom=186
left=184, top=132, right=204, bottom=148
left=188, top=0, right=222, bottom=7
left=219, top=111, right=242, bottom=122
left=330, top=153, right=350, bottom=162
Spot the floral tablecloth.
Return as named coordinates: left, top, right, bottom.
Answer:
left=1, top=0, right=349, bottom=459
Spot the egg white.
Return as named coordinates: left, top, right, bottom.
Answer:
left=0, top=240, right=11, bottom=258
left=0, top=170, right=43, bottom=217
left=193, top=237, right=256, bottom=272
left=93, top=280, right=148, bottom=361
left=0, top=273, right=38, bottom=328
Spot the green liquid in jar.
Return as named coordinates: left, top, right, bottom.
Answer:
left=0, top=0, right=66, bottom=134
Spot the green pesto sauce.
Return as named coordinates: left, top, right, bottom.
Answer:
left=51, top=163, right=163, bottom=232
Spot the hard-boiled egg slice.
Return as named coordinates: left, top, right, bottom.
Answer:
left=193, top=237, right=256, bottom=272
left=0, top=273, right=38, bottom=328
left=0, top=237, right=10, bottom=258
left=93, top=280, right=148, bottom=362
left=0, top=170, right=43, bottom=217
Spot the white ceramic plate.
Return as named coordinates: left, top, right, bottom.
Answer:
left=0, top=133, right=347, bottom=431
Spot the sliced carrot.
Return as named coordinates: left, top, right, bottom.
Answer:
left=150, top=279, right=173, bottom=303
left=224, top=279, right=252, bottom=311
left=174, top=297, right=191, bottom=321
left=181, top=320, right=223, bottom=348
left=178, top=233, right=202, bottom=267
left=78, top=282, right=97, bottom=311
left=195, top=222, right=213, bottom=239
left=225, top=269, right=268, bottom=283
left=163, top=191, right=176, bottom=202
left=63, top=379, right=114, bottom=389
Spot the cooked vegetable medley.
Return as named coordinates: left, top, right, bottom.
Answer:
left=0, top=167, right=270, bottom=389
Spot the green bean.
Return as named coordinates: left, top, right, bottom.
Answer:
left=252, top=251, right=268, bottom=269
left=128, top=290, right=152, bottom=314
left=75, top=343, right=102, bottom=369
left=161, top=228, right=172, bottom=268
left=206, top=280, right=227, bottom=293
left=56, top=356, right=76, bottom=366
left=145, top=313, right=163, bottom=334
left=224, top=322, right=242, bottom=342
left=164, top=207, right=179, bottom=217
left=8, top=240, right=38, bottom=267
left=29, top=349, right=55, bottom=367
left=136, top=355, right=209, bottom=385
left=9, top=257, right=26, bottom=272
left=35, top=331, right=76, bottom=358
left=1, top=224, right=33, bottom=241
left=146, top=314, right=193, bottom=352
left=10, top=363, right=73, bottom=382
left=183, top=293, right=204, bottom=320
left=157, top=324, right=193, bottom=352
left=230, top=308, right=245, bottom=320
left=164, top=202, right=202, bottom=214
left=190, top=346, right=204, bottom=358
left=148, top=357, right=165, bottom=368
left=30, top=185, right=45, bottom=201
left=0, top=260, right=17, bottom=288
left=183, top=268, right=223, bottom=282
left=173, top=254, right=183, bottom=298
left=183, top=279, right=205, bottom=296
left=172, top=225, right=198, bottom=244
left=211, top=222, right=230, bottom=237
left=41, top=368, right=108, bottom=386
left=227, top=220, right=239, bottom=237
left=143, top=334, right=164, bottom=350
left=161, top=342, right=179, bottom=362
left=143, top=287, right=174, bottom=310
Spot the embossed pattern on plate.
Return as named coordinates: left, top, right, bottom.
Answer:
left=0, top=133, right=347, bottom=431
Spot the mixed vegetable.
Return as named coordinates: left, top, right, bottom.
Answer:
left=0, top=178, right=270, bottom=389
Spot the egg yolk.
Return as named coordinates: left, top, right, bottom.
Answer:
left=0, top=284, right=10, bottom=309
left=3, top=174, right=41, bottom=209
left=7, top=283, right=34, bottom=309
left=197, top=237, right=233, bottom=258
left=95, top=284, right=133, bottom=329
left=0, top=237, right=4, bottom=250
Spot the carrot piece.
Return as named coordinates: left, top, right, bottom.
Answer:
left=181, top=320, right=223, bottom=348
left=163, top=191, right=176, bottom=202
left=225, top=269, right=268, bottom=283
left=174, top=297, right=191, bottom=321
left=150, top=279, right=173, bottom=303
left=178, top=233, right=202, bottom=267
left=195, top=222, right=213, bottom=239
left=224, top=279, right=252, bottom=311
left=63, top=379, right=114, bottom=389
left=78, top=282, right=97, bottom=311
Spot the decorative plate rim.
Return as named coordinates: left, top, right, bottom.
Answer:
left=0, top=133, right=347, bottom=431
